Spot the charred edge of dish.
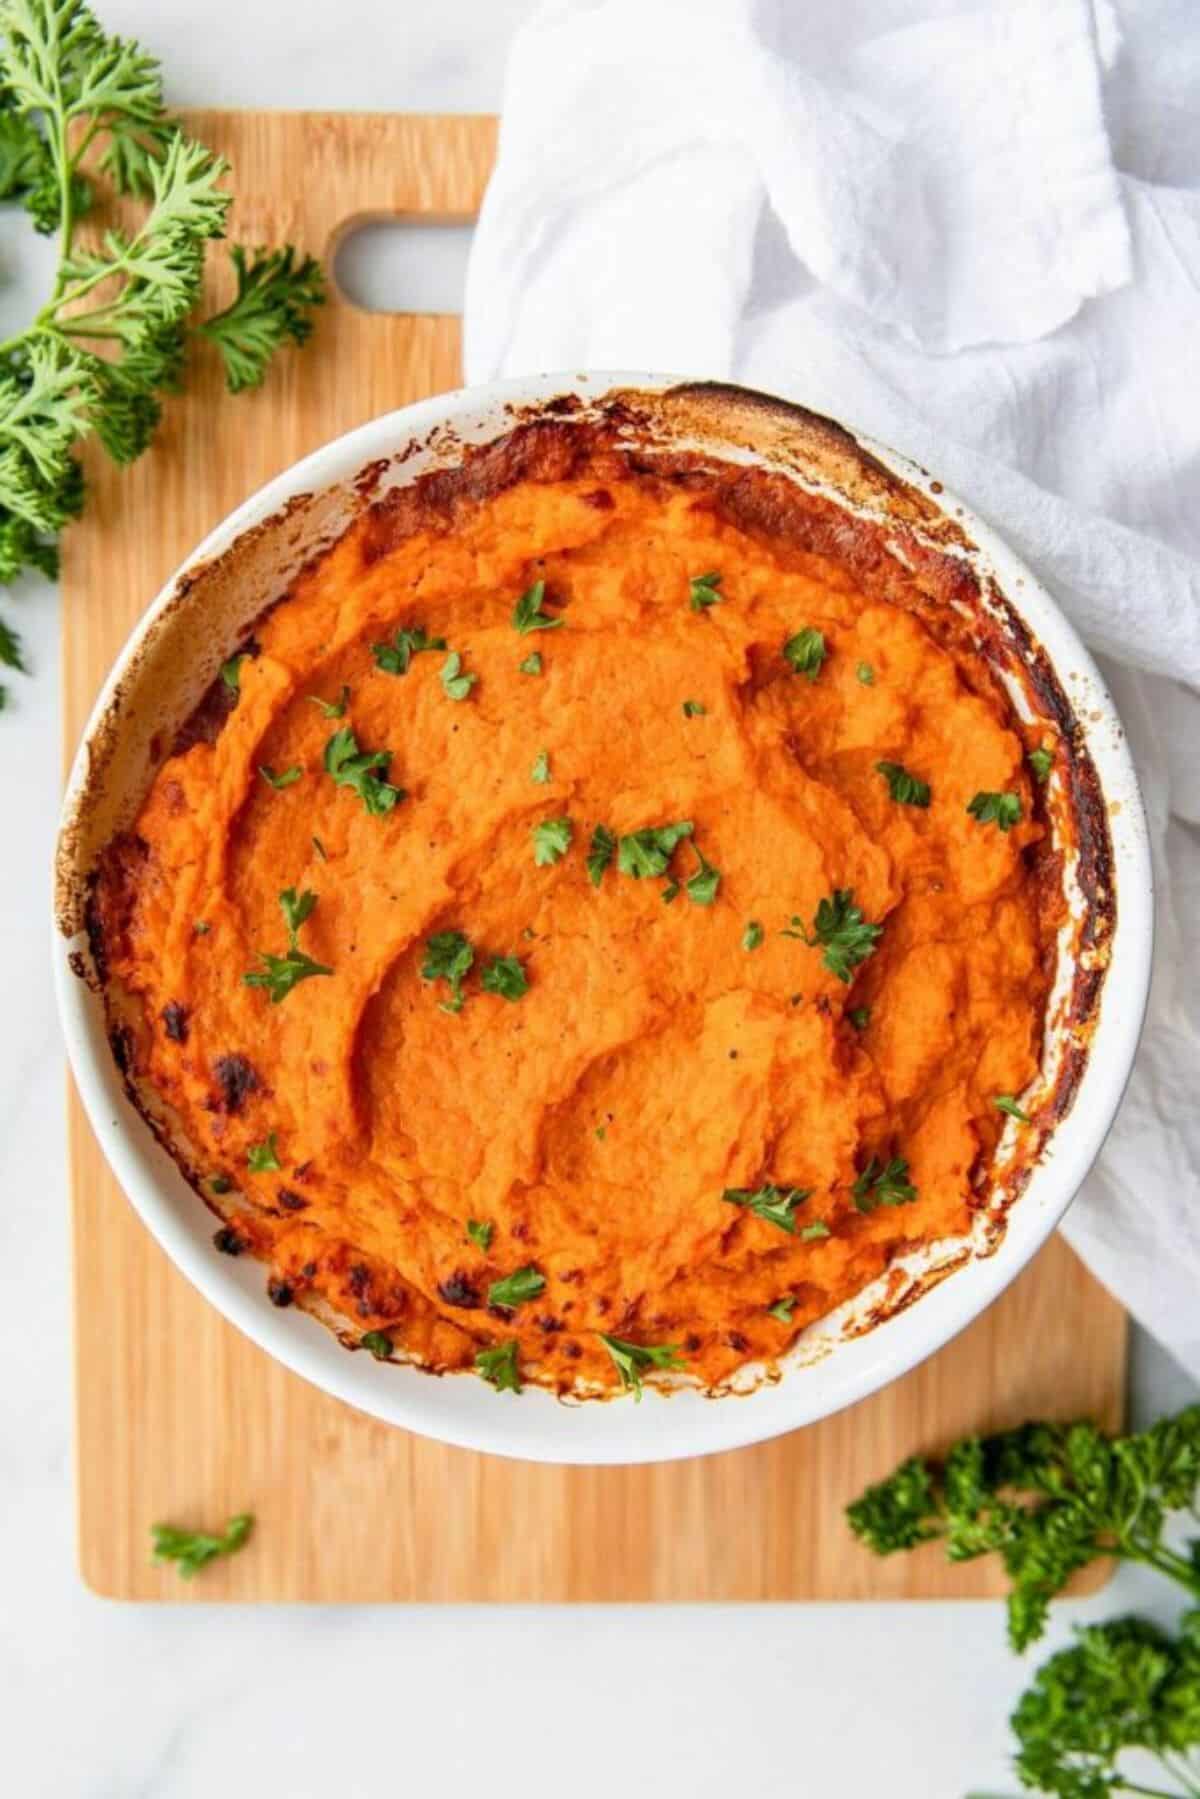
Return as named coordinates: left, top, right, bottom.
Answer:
left=55, top=486, right=328, bottom=940
left=843, top=1246, right=975, bottom=1341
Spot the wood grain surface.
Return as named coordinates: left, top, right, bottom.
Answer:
left=63, top=111, right=1126, bottom=1602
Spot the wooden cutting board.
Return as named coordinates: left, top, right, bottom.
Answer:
left=62, top=111, right=1126, bottom=1602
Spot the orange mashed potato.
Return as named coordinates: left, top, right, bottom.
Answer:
left=93, top=425, right=1055, bottom=1398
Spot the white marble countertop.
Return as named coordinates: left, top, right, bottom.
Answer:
left=2, top=4, right=1194, bottom=1794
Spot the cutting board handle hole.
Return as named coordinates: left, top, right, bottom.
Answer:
left=333, top=216, right=476, bottom=317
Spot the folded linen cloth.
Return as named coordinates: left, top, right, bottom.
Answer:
left=464, top=0, right=1200, bottom=1376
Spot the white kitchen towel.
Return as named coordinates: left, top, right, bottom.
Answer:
left=464, top=0, right=1200, bottom=1376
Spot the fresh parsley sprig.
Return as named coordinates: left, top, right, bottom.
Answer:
left=151, top=1511, right=253, bottom=1580
left=0, top=0, right=324, bottom=708
left=598, top=1333, right=684, bottom=1400
left=876, top=760, right=930, bottom=808
left=784, top=887, right=883, bottom=984
left=242, top=887, right=331, bottom=1004
left=371, top=623, right=446, bottom=676
left=968, top=789, right=1023, bottom=832
left=723, top=1182, right=813, bottom=1234
left=420, top=929, right=474, bottom=1014
left=324, top=726, right=404, bottom=815
left=846, top=1408, right=1200, bottom=1653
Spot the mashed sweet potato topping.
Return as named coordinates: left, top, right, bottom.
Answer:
left=92, top=418, right=1061, bottom=1399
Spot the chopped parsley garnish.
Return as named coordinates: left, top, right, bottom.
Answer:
left=586, top=823, right=616, bottom=887
left=467, top=1219, right=494, bottom=1251
left=856, top=661, right=875, bottom=685
left=784, top=888, right=883, bottom=983
left=323, top=726, right=404, bottom=815
left=599, top=1333, right=684, bottom=1400
left=487, top=1265, right=545, bottom=1309
left=876, top=760, right=931, bottom=808
left=208, top=1173, right=232, bottom=1194
left=723, top=1183, right=813, bottom=1234
left=243, top=888, right=332, bottom=1004
left=1028, top=746, right=1053, bottom=784
left=420, top=929, right=474, bottom=1014
left=151, top=1512, right=253, bottom=1580
left=372, top=624, right=446, bottom=675
left=800, top=1220, right=832, bottom=1241
left=476, top=1339, right=521, bottom=1392
left=533, top=816, right=572, bottom=866
left=220, top=653, right=246, bottom=693
left=439, top=650, right=478, bottom=701
left=513, top=579, right=562, bottom=634
left=783, top=627, right=827, bottom=680
left=246, top=1132, right=281, bottom=1173
left=481, top=955, right=529, bottom=1002
left=848, top=1006, right=871, bottom=1031
left=307, top=684, right=349, bottom=717
left=259, top=763, right=301, bottom=790
left=617, top=819, right=693, bottom=879
left=768, top=1297, right=795, bottom=1322
left=684, top=844, right=721, bottom=907
left=743, top=920, right=764, bottom=951
left=994, top=1094, right=1031, bottom=1123
left=519, top=651, right=543, bottom=675
left=682, top=698, right=707, bottom=717
left=852, top=1156, right=917, bottom=1212
left=689, top=571, right=723, bottom=612
left=967, top=790, right=1022, bottom=832
left=361, top=1330, right=392, bottom=1360
left=194, top=920, right=212, bottom=936
left=530, top=749, right=551, bottom=784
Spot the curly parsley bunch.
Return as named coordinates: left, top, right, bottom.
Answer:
left=0, top=0, right=325, bottom=705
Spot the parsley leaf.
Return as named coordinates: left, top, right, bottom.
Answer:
left=784, top=888, right=883, bottom=984
left=439, top=650, right=477, bottom=701
left=586, top=823, right=616, bottom=887
left=372, top=623, right=446, bottom=675
left=599, top=1333, right=684, bottom=1400
left=512, top=579, right=561, bottom=634
left=530, top=749, right=550, bottom=784
left=799, top=1220, right=832, bottom=1241
left=420, top=929, right=474, bottom=1014
left=1012, top=1615, right=1200, bottom=1799
left=617, top=819, right=693, bottom=879
left=994, top=1094, right=1031, bottom=1123
left=848, top=1006, right=871, bottom=1031
left=684, top=844, right=721, bottom=907
left=851, top=1156, right=917, bottom=1212
left=307, top=685, right=349, bottom=718
left=742, top=920, right=764, bottom=951
left=243, top=888, right=332, bottom=1004
left=476, top=1339, right=521, bottom=1392
left=220, top=653, right=246, bottom=692
left=0, top=13, right=323, bottom=691
left=487, top=1265, right=545, bottom=1309
left=246, top=1132, right=281, bottom=1173
left=519, top=651, right=543, bottom=676
left=876, top=760, right=930, bottom=808
left=682, top=698, right=707, bottom=717
left=323, top=726, right=404, bottom=815
left=259, top=763, right=301, bottom=790
left=784, top=628, right=827, bottom=680
left=481, top=955, right=529, bottom=1002
left=533, top=816, right=572, bottom=866
left=361, top=1330, right=392, bottom=1360
left=1029, top=746, right=1054, bottom=784
left=967, top=790, right=1022, bottom=831
left=689, top=571, right=723, bottom=611
left=846, top=1406, right=1200, bottom=1652
left=467, top=1218, right=494, bottom=1251
left=151, top=1511, right=253, bottom=1580
left=723, top=1183, right=813, bottom=1234
left=768, top=1297, right=795, bottom=1323
left=856, top=661, right=875, bottom=685
left=199, top=245, right=325, bottom=394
